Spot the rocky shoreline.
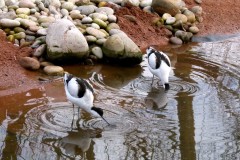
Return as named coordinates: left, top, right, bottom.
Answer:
left=0, top=0, right=203, bottom=76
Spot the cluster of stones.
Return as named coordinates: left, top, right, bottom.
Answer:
left=149, top=0, right=203, bottom=45
left=0, top=0, right=143, bottom=75
left=0, top=0, right=203, bottom=75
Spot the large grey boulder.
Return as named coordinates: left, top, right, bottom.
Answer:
left=46, top=19, right=89, bottom=61
left=102, top=32, right=142, bottom=65
left=151, top=0, right=184, bottom=16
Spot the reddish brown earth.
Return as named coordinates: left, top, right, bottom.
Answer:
left=1, top=0, right=240, bottom=95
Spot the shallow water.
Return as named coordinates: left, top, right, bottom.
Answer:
left=0, top=37, right=240, bottom=160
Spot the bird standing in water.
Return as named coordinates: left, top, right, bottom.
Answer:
left=64, top=73, right=110, bottom=125
left=146, top=46, right=171, bottom=90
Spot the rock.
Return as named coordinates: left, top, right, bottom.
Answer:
left=0, top=19, right=20, bottom=28
left=93, top=18, right=107, bottom=28
left=169, top=36, right=182, bottom=45
left=95, top=7, right=114, bottom=15
left=14, top=27, right=25, bottom=33
left=43, top=66, right=64, bottom=76
left=14, top=32, right=26, bottom=39
left=122, top=0, right=140, bottom=6
left=19, top=0, right=35, bottom=8
left=91, top=13, right=108, bottom=21
left=91, top=46, right=103, bottom=59
left=175, top=13, right=188, bottom=23
left=19, top=19, right=38, bottom=28
left=102, top=32, right=142, bottom=65
left=25, top=35, right=36, bottom=41
left=16, top=8, right=31, bottom=15
left=32, top=44, right=46, bottom=57
left=140, top=0, right=152, bottom=8
left=165, top=17, right=176, bottom=25
left=19, top=57, right=40, bottom=70
left=151, top=0, right=181, bottom=16
left=162, top=13, right=172, bottom=20
left=91, top=23, right=100, bottom=29
left=175, top=30, right=193, bottom=42
left=46, top=19, right=89, bottom=61
left=37, top=28, right=47, bottom=36
left=106, top=23, right=120, bottom=32
left=108, top=14, right=117, bottom=23
left=109, top=28, right=124, bottom=35
left=96, top=38, right=106, bottom=45
left=0, top=11, right=16, bottom=20
left=38, top=16, right=55, bottom=24
left=190, top=6, right=202, bottom=16
left=76, top=5, right=97, bottom=15
left=81, top=16, right=93, bottom=23
left=70, top=10, right=83, bottom=19
left=189, top=26, right=199, bottom=34
left=183, top=9, right=195, bottom=23
left=194, top=0, right=202, bottom=4
left=86, top=27, right=107, bottom=39
left=0, top=0, right=5, bottom=9
left=61, top=2, right=74, bottom=11
left=40, top=61, right=54, bottom=67
left=85, top=35, right=97, bottom=43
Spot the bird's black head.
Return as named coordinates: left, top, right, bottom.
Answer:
left=164, top=83, right=170, bottom=91
left=91, top=106, right=103, bottom=117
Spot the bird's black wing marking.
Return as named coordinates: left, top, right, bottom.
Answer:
left=76, top=78, right=86, bottom=98
left=156, top=51, right=171, bottom=67
left=154, top=51, right=162, bottom=69
left=66, top=74, right=74, bottom=84
left=83, top=79, right=94, bottom=93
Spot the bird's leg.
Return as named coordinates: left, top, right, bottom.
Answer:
left=151, top=75, right=155, bottom=86
left=71, top=103, right=75, bottom=130
left=78, top=107, right=80, bottom=119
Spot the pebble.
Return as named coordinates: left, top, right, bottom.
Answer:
left=82, top=16, right=92, bottom=24
left=108, top=14, right=117, bottom=23
left=170, top=36, right=183, bottom=45
left=19, top=0, right=35, bottom=8
left=19, top=57, right=40, bottom=70
left=96, top=38, right=107, bottom=45
left=37, top=28, right=47, bottom=36
left=85, top=35, right=97, bottom=43
left=14, top=32, right=26, bottom=39
left=86, top=27, right=107, bottom=39
left=165, top=17, right=176, bottom=25
left=175, top=14, right=188, bottom=23
left=93, top=18, right=107, bottom=28
left=32, top=44, right=46, bottom=57
left=76, top=5, right=97, bottom=15
left=95, top=7, right=114, bottom=15
left=162, top=13, right=172, bottom=21
left=16, top=8, right=30, bottom=15
left=43, top=66, right=64, bottom=76
left=189, top=26, right=199, bottom=34
left=91, top=46, right=103, bottom=59
left=0, top=19, right=20, bottom=27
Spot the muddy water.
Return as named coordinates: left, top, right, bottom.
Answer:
left=0, top=37, right=240, bottom=160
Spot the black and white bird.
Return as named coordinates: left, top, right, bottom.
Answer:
left=64, top=73, right=110, bottom=125
left=146, top=46, right=171, bottom=90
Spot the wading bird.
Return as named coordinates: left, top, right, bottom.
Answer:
left=146, top=46, right=171, bottom=90
left=64, top=73, right=110, bottom=125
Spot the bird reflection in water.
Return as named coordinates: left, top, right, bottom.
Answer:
left=58, top=127, right=102, bottom=159
left=145, top=87, right=168, bottom=114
